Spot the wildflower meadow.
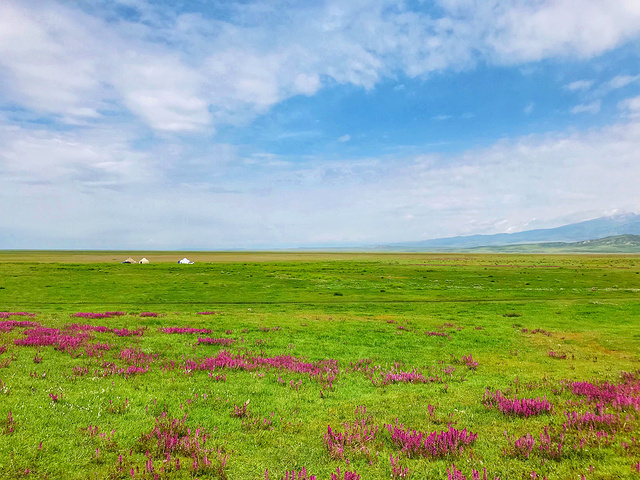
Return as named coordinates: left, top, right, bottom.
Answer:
left=0, top=252, right=639, bottom=479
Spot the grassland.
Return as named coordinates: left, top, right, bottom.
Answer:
left=0, top=252, right=639, bottom=479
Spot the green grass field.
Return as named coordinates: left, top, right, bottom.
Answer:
left=0, top=252, right=639, bottom=479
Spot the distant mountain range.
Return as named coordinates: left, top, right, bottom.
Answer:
left=381, top=213, right=640, bottom=252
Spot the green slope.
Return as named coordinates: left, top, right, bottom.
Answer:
left=468, top=234, right=640, bottom=253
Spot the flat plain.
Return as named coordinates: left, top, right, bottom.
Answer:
left=0, top=252, right=639, bottom=479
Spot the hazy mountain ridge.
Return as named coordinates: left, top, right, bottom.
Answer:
left=381, top=214, right=640, bottom=252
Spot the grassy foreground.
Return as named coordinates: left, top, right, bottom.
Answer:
left=0, top=252, right=639, bottom=479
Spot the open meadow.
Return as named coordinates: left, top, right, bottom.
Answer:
left=0, top=252, right=639, bottom=480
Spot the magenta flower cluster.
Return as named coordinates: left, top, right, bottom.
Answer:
left=521, top=328, right=552, bottom=336
left=352, top=360, right=450, bottom=387
left=71, top=311, right=125, bottom=321
left=324, top=406, right=379, bottom=460
left=64, top=323, right=145, bottom=337
left=548, top=351, right=567, bottom=359
left=84, top=342, right=112, bottom=357
left=135, top=412, right=228, bottom=476
left=265, top=468, right=316, bottom=480
left=241, top=412, right=274, bottom=431
left=197, top=337, right=235, bottom=346
left=389, top=454, right=410, bottom=478
left=72, top=312, right=113, bottom=319
left=331, top=468, right=361, bottom=480
left=0, top=319, right=39, bottom=332
left=100, top=362, right=149, bottom=378
left=504, top=421, right=616, bottom=462
left=563, top=410, right=633, bottom=433
left=120, top=347, right=157, bottom=367
left=112, top=327, right=146, bottom=337
left=14, top=326, right=90, bottom=353
left=447, top=464, right=501, bottom=480
left=461, top=355, right=478, bottom=370
left=570, top=375, right=640, bottom=410
left=484, top=389, right=553, bottom=417
left=381, top=369, right=429, bottom=385
left=537, top=426, right=564, bottom=460
left=386, top=421, right=477, bottom=458
left=142, top=413, right=208, bottom=453
left=231, top=402, right=250, bottom=418
left=452, top=354, right=478, bottom=370
left=182, top=351, right=339, bottom=388
left=66, top=323, right=111, bottom=333
left=3, top=411, right=16, bottom=434
left=264, top=466, right=357, bottom=480
left=259, top=326, right=283, bottom=332
left=503, top=432, right=536, bottom=459
left=160, top=326, right=213, bottom=335
left=425, top=331, right=451, bottom=339
left=0, top=312, right=35, bottom=319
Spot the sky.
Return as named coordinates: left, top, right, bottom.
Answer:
left=1, top=0, right=640, bottom=250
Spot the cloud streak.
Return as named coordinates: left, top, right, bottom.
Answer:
left=571, top=100, right=601, bottom=114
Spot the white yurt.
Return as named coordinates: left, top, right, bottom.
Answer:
left=178, top=258, right=194, bottom=264
left=122, top=257, right=137, bottom=264
left=139, top=257, right=150, bottom=264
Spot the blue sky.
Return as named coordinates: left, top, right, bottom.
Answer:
left=1, top=0, right=640, bottom=249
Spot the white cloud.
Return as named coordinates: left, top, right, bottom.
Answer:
left=524, top=103, right=534, bottom=114
left=618, top=95, right=640, bottom=117
left=571, top=100, right=601, bottom=114
left=338, top=134, right=351, bottom=142
left=471, top=0, right=640, bottom=63
left=0, top=1, right=212, bottom=132
left=112, top=52, right=210, bottom=132
left=0, top=122, right=156, bottom=187
left=0, top=3, right=106, bottom=119
left=608, top=74, right=640, bottom=89
left=565, top=80, right=594, bottom=92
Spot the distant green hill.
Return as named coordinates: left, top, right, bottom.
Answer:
left=468, top=234, right=640, bottom=253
